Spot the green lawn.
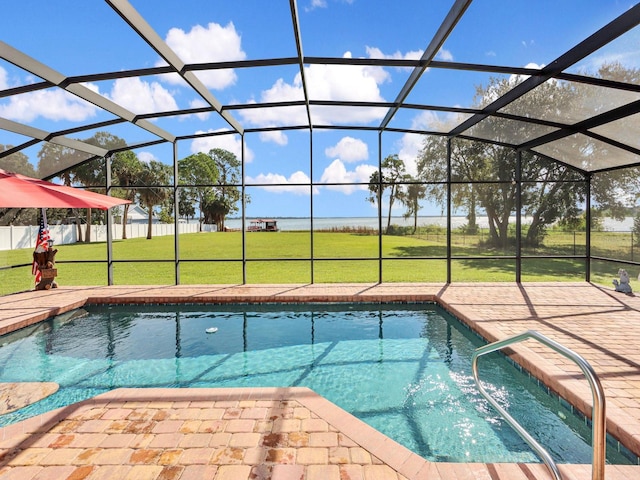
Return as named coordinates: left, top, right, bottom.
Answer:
left=0, top=230, right=631, bottom=296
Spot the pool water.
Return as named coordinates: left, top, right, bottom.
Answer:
left=0, top=303, right=631, bottom=464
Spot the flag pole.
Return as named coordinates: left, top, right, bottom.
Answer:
left=33, top=208, right=57, bottom=290
left=41, top=208, right=48, bottom=240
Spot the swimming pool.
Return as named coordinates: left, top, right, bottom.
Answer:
left=0, top=302, right=631, bottom=464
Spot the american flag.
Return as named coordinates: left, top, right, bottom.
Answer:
left=32, top=211, right=50, bottom=283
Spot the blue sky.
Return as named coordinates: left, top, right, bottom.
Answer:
left=1, top=1, right=638, bottom=218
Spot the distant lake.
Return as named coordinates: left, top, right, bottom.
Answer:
left=225, top=216, right=526, bottom=232
left=225, top=216, right=634, bottom=232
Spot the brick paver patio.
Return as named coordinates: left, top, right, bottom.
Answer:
left=1, top=282, right=640, bottom=479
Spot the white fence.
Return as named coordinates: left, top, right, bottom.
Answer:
left=0, top=222, right=215, bottom=251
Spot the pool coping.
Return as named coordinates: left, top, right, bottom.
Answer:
left=3, top=386, right=638, bottom=480
left=1, top=282, right=640, bottom=477
left=0, top=387, right=436, bottom=479
left=0, top=383, right=59, bottom=415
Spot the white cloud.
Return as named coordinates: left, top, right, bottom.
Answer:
left=0, top=66, right=37, bottom=90
left=508, top=62, right=544, bottom=85
left=305, top=52, right=391, bottom=98
left=437, top=48, right=453, bottom=61
left=365, top=46, right=423, bottom=62
left=396, top=133, right=422, bottom=178
left=395, top=110, right=471, bottom=177
left=305, top=0, right=327, bottom=11
left=188, top=98, right=211, bottom=121
left=137, top=151, right=158, bottom=164
left=414, top=109, right=465, bottom=131
left=261, top=78, right=305, bottom=103
left=160, top=22, right=246, bottom=90
left=259, top=131, right=288, bottom=145
left=325, top=136, right=368, bottom=162
left=240, top=105, right=309, bottom=130
left=306, top=0, right=354, bottom=11
left=319, top=159, right=376, bottom=193
left=0, top=66, right=8, bottom=90
left=0, top=88, right=97, bottom=122
left=576, top=28, right=640, bottom=73
left=366, top=44, right=454, bottom=77
left=245, top=171, right=314, bottom=194
left=364, top=46, right=424, bottom=74
left=190, top=129, right=254, bottom=162
left=524, top=62, right=544, bottom=70
left=366, top=44, right=452, bottom=64
left=239, top=52, right=388, bottom=128
left=109, top=77, right=178, bottom=114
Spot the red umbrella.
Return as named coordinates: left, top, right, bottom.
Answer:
left=0, top=169, right=131, bottom=209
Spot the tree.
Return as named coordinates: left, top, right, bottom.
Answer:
left=585, top=63, right=640, bottom=217
left=468, top=143, right=519, bottom=249
left=419, top=136, right=586, bottom=249
left=158, top=188, right=194, bottom=225
left=136, top=160, right=171, bottom=239
left=178, top=148, right=243, bottom=232
left=35, top=132, right=132, bottom=242
left=178, top=152, right=218, bottom=231
left=78, top=132, right=131, bottom=242
left=36, top=142, right=86, bottom=180
left=520, top=154, right=585, bottom=246
left=593, top=169, right=640, bottom=211
left=416, top=73, right=593, bottom=249
left=0, top=145, right=36, bottom=176
left=0, top=146, right=38, bottom=226
left=201, top=196, right=228, bottom=227
left=366, top=169, right=382, bottom=215
left=633, top=212, right=640, bottom=246
left=73, top=159, right=103, bottom=243
left=367, top=154, right=406, bottom=233
left=381, top=155, right=406, bottom=232
left=400, top=175, right=426, bottom=234
left=111, top=150, right=143, bottom=239
left=206, top=148, right=242, bottom=231
left=37, top=143, right=87, bottom=241
left=177, top=189, right=196, bottom=222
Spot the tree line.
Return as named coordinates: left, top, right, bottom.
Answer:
left=0, top=133, right=242, bottom=241
left=368, top=62, right=640, bottom=248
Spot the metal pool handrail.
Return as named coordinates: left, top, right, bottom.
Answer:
left=471, top=330, right=606, bottom=480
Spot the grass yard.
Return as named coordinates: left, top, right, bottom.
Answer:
left=0, top=230, right=632, bottom=296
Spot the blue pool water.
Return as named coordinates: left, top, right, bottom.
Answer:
left=0, top=303, right=631, bottom=464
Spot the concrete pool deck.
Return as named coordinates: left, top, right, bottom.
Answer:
left=0, top=282, right=639, bottom=479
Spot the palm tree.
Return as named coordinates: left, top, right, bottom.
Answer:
left=367, top=154, right=406, bottom=233
left=400, top=176, right=427, bottom=234
left=37, top=143, right=87, bottom=242
left=136, top=160, right=171, bottom=239
left=73, top=158, right=105, bottom=243
left=111, top=151, right=143, bottom=239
